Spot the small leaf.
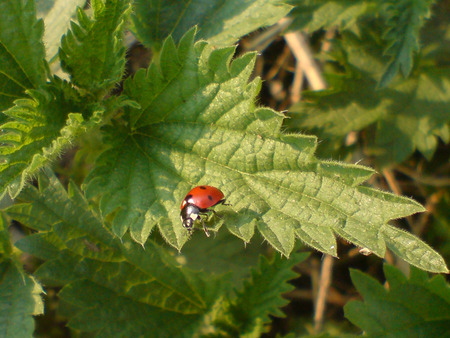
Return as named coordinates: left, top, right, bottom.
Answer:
left=379, top=0, right=435, bottom=88
left=345, top=265, right=450, bottom=336
left=375, top=68, right=450, bottom=164
left=59, top=0, right=131, bottom=92
left=0, top=0, right=46, bottom=110
left=215, top=253, right=307, bottom=336
left=0, top=79, right=101, bottom=199
left=382, top=224, right=449, bottom=273
left=131, top=0, right=292, bottom=49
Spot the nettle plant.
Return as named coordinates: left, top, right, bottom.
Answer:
left=0, top=0, right=448, bottom=336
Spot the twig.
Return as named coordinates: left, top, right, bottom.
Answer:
left=310, top=257, right=320, bottom=310
left=382, top=168, right=415, bottom=231
left=242, top=17, right=292, bottom=52
left=290, top=58, right=304, bottom=103
left=313, top=255, right=334, bottom=334
left=284, top=30, right=327, bottom=91
left=321, top=27, right=337, bottom=53
left=396, top=165, right=450, bottom=186
left=286, top=286, right=349, bottom=307
left=266, top=44, right=291, bottom=80
left=415, top=190, right=444, bottom=235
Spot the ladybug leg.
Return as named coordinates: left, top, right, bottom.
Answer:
left=216, top=199, right=231, bottom=206
left=202, top=221, right=210, bottom=237
left=201, top=208, right=223, bottom=220
left=210, top=209, right=222, bottom=219
left=198, top=214, right=210, bottom=237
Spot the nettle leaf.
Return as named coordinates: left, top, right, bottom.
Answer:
left=345, top=265, right=450, bottom=336
left=0, top=214, right=44, bottom=336
left=10, top=172, right=122, bottom=262
left=180, top=230, right=262, bottom=284
left=10, top=173, right=230, bottom=336
left=289, top=31, right=450, bottom=167
left=40, top=242, right=230, bottom=336
left=0, top=0, right=46, bottom=111
left=60, top=279, right=199, bottom=336
left=0, top=78, right=102, bottom=199
left=287, top=0, right=377, bottom=32
left=374, top=68, right=450, bottom=164
left=215, top=253, right=307, bottom=336
left=0, top=213, right=11, bottom=256
left=381, top=224, right=448, bottom=274
left=83, top=29, right=447, bottom=273
left=131, top=0, right=292, bottom=50
left=59, top=0, right=131, bottom=93
left=379, top=0, right=435, bottom=88
left=0, top=261, right=44, bottom=337
left=289, top=74, right=389, bottom=144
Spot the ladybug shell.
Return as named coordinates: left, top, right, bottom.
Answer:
left=181, top=186, right=224, bottom=210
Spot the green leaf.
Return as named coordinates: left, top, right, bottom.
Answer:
left=425, top=195, right=450, bottom=264
left=15, top=232, right=64, bottom=261
left=345, top=265, right=450, bottom=336
left=9, top=173, right=123, bottom=262
left=36, top=0, right=87, bottom=62
left=379, top=0, right=435, bottom=88
left=167, top=230, right=262, bottom=285
left=0, top=208, right=43, bottom=337
left=0, top=213, right=11, bottom=256
left=374, top=68, right=450, bottom=164
left=287, top=0, right=377, bottom=32
left=59, top=0, right=131, bottom=93
left=0, top=78, right=101, bottom=199
left=288, top=30, right=450, bottom=167
left=381, top=224, right=449, bottom=273
left=9, top=172, right=230, bottom=336
left=131, top=0, right=292, bottom=50
left=0, top=0, right=46, bottom=111
left=34, top=240, right=231, bottom=336
left=60, top=279, right=199, bottom=336
left=215, top=253, right=307, bottom=336
left=0, top=259, right=44, bottom=338
left=82, top=29, right=443, bottom=272
left=288, top=74, right=389, bottom=142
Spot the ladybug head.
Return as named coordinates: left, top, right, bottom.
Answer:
left=183, top=217, right=194, bottom=230
left=180, top=204, right=199, bottom=231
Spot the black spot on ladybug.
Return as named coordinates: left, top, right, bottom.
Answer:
left=208, top=195, right=213, bottom=201
left=185, top=194, right=193, bottom=200
left=199, top=186, right=207, bottom=189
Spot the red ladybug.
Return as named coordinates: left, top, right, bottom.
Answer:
left=180, top=186, right=226, bottom=237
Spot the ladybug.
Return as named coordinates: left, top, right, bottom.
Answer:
left=180, top=185, right=226, bottom=237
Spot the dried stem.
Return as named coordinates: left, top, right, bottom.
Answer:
left=382, top=168, right=415, bottom=231
left=313, top=255, right=334, bottom=334
left=284, top=30, right=327, bottom=91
